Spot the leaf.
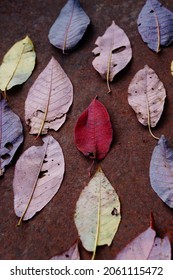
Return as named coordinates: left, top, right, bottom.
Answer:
left=92, top=21, right=132, bottom=93
left=13, top=135, right=65, bottom=225
left=50, top=242, right=80, bottom=260
left=128, top=65, right=166, bottom=139
left=48, top=0, right=90, bottom=53
left=0, top=99, right=23, bottom=176
left=0, top=36, right=36, bottom=95
left=74, top=97, right=113, bottom=161
left=115, top=223, right=171, bottom=260
left=74, top=167, right=121, bottom=259
left=148, top=236, right=171, bottom=260
left=25, top=57, right=73, bottom=137
left=149, top=135, right=173, bottom=208
left=115, top=226, right=156, bottom=260
left=137, top=0, right=173, bottom=53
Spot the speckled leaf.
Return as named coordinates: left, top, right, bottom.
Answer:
left=74, top=97, right=113, bottom=161
left=137, top=0, right=173, bottom=52
left=51, top=242, right=80, bottom=260
left=115, top=226, right=156, bottom=260
left=25, top=57, right=73, bottom=137
left=0, top=99, right=23, bottom=176
left=0, top=36, right=36, bottom=93
left=148, top=236, right=171, bottom=260
left=150, top=135, right=173, bottom=208
left=128, top=65, right=166, bottom=128
left=92, top=21, right=132, bottom=92
left=13, top=135, right=65, bottom=224
left=48, top=0, right=90, bottom=52
left=74, top=167, right=121, bottom=259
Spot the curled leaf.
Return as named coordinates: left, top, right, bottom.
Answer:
left=74, top=97, right=113, bottom=160
left=0, top=99, right=23, bottom=176
left=13, top=135, right=65, bottom=224
left=48, top=0, right=90, bottom=52
left=0, top=36, right=36, bottom=94
left=51, top=242, right=80, bottom=260
left=137, top=0, right=173, bottom=52
left=25, top=57, right=73, bottom=136
left=92, top=21, right=132, bottom=92
left=150, top=135, right=173, bottom=208
left=128, top=65, right=166, bottom=139
left=74, top=167, right=121, bottom=259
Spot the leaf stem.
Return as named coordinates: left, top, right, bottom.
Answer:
left=146, top=92, right=159, bottom=141
left=91, top=167, right=102, bottom=260
left=106, top=51, right=112, bottom=94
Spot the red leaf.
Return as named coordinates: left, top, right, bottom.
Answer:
left=74, top=97, right=113, bottom=160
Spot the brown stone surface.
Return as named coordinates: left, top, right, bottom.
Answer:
left=0, top=0, right=173, bottom=260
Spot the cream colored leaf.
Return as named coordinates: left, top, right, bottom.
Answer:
left=74, top=167, right=121, bottom=259
left=50, top=242, right=80, bottom=260
left=25, top=57, right=73, bottom=136
left=13, top=135, right=65, bottom=224
left=0, top=36, right=36, bottom=92
left=92, top=21, right=132, bottom=92
left=128, top=65, right=166, bottom=129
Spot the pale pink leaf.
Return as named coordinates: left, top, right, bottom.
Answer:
left=148, top=236, right=171, bottom=260
left=50, top=242, right=80, bottom=260
left=13, top=135, right=65, bottom=222
left=25, top=57, right=73, bottom=136
left=115, top=227, right=156, bottom=260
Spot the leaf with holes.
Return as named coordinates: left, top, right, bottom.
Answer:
left=74, top=167, right=121, bottom=259
left=0, top=36, right=36, bottom=97
left=48, top=0, right=90, bottom=53
left=92, top=21, right=132, bottom=93
left=25, top=57, right=73, bottom=137
left=137, top=0, right=173, bottom=53
left=115, top=215, right=171, bottom=260
left=128, top=65, right=166, bottom=139
left=150, top=135, right=173, bottom=208
left=50, top=242, right=80, bottom=260
left=74, top=97, right=113, bottom=161
left=13, top=135, right=65, bottom=225
left=0, top=99, right=23, bottom=176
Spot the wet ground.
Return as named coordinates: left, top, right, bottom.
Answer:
left=0, top=0, right=173, bottom=259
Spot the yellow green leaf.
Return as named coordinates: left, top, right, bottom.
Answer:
left=74, top=167, right=121, bottom=259
left=0, top=36, right=36, bottom=93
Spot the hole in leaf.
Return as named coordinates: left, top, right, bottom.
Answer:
left=38, top=170, right=48, bottom=178
left=94, top=53, right=100, bottom=57
left=111, top=207, right=119, bottom=216
left=113, top=64, right=117, bottom=67
left=89, top=152, right=96, bottom=159
left=43, top=159, right=48, bottom=163
left=65, top=254, right=70, bottom=258
left=138, top=23, right=141, bottom=26
left=150, top=10, right=154, bottom=13
left=112, top=46, right=126, bottom=54
left=1, top=153, right=10, bottom=160
left=5, top=142, right=13, bottom=150
left=152, top=88, right=154, bottom=90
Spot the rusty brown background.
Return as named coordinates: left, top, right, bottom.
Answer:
left=0, top=0, right=173, bottom=260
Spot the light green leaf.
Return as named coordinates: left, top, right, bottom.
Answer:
left=74, top=167, right=121, bottom=259
left=0, top=36, right=36, bottom=93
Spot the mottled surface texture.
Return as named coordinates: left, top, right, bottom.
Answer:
left=0, top=0, right=173, bottom=260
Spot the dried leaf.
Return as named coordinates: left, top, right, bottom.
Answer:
left=115, top=227, right=156, bottom=260
left=137, top=0, right=173, bottom=52
left=51, top=242, right=80, bottom=260
left=92, top=21, right=132, bottom=92
left=13, top=135, right=65, bottom=225
left=48, top=0, right=90, bottom=52
left=0, top=36, right=36, bottom=94
left=128, top=65, right=166, bottom=139
left=150, top=135, right=173, bottom=208
left=75, top=97, right=113, bottom=161
left=25, top=57, right=73, bottom=137
left=0, top=99, right=23, bottom=176
left=148, top=236, right=171, bottom=260
left=115, top=216, right=171, bottom=260
left=74, top=167, right=121, bottom=259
